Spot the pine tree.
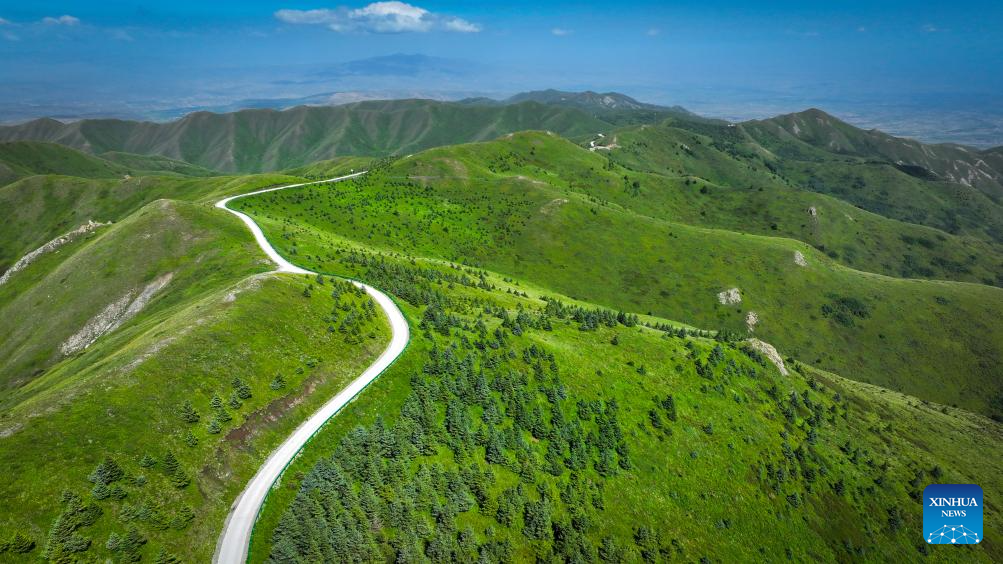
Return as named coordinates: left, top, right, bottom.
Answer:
left=178, top=400, right=200, bottom=423
left=89, top=457, right=125, bottom=485
left=833, top=478, right=846, bottom=496
left=7, top=532, right=35, bottom=554
left=523, top=500, right=553, bottom=540
left=120, top=527, right=147, bottom=562
left=105, top=532, right=122, bottom=552
left=215, top=407, right=232, bottom=423
left=108, top=485, right=127, bottom=501
left=153, top=548, right=182, bottom=564
left=887, top=506, right=903, bottom=532
left=485, top=428, right=505, bottom=465
left=598, top=536, right=623, bottom=563
left=170, top=467, right=190, bottom=489
left=270, top=373, right=286, bottom=390
left=162, top=451, right=179, bottom=475
left=662, top=395, right=677, bottom=422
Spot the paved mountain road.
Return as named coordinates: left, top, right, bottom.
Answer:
left=212, top=172, right=410, bottom=564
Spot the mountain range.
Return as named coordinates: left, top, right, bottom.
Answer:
left=0, top=91, right=1001, bottom=562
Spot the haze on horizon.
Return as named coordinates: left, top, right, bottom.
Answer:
left=1, top=0, right=1002, bottom=146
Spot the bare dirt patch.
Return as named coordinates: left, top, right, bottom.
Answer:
left=225, top=375, right=322, bottom=449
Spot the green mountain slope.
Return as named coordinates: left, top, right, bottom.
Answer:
left=603, top=120, right=1003, bottom=285
left=740, top=111, right=1003, bottom=228
left=0, top=141, right=218, bottom=187
left=609, top=115, right=1003, bottom=249
left=1, top=142, right=1000, bottom=562
left=232, top=139, right=1003, bottom=419
left=0, top=194, right=390, bottom=561
left=0, top=100, right=611, bottom=173
left=0, top=141, right=129, bottom=186
left=238, top=212, right=1003, bottom=563
left=98, top=151, right=218, bottom=177
left=0, top=172, right=301, bottom=275
left=443, top=128, right=1003, bottom=286
left=745, top=108, right=1003, bottom=198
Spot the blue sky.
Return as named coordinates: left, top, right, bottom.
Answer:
left=1, top=1, right=1001, bottom=135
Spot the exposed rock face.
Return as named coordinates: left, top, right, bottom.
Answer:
left=717, top=287, right=742, bottom=305
left=60, top=272, right=173, bottom=355
left=747, top=338, right=788, bottom=376
left=746, top=311, right=759, bottom=332
left=0, top=220, right=109, bottom=286
left=794, top=251, right=808, bottom=267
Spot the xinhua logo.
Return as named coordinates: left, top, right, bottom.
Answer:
left=923, top=484, right=983, bottom=545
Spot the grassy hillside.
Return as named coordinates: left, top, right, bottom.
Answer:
left=99, top=151, right=219, bottom=177
left=609, top=118, right=1003, bottom=259
left=0, top=100, right=612, bottom=173
left=732, top=111, right=1003, bottom=244
left=0, top=142, right=218, bottom=187
left=0, top=141, right=129, bottom=186
left=281, top=155, right=373, bottom=179
left=0, top=172, right=303, bottom=274
left=245, top=243, right=1003, bottom=562
left=233, top=142, right=1003, bottom=419
left=1, top=130, right=1000, bottom=562
left=744, top=108, right=1003, bottom=200
left=0, top=198, right=391, bottom=561
left=0, top=199, right=266, bottom=392
left=416, top=129, right=1003, bottom=286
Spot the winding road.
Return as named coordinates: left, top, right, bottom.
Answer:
left=212, top=173, right=410, bottom=564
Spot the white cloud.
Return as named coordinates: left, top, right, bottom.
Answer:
left=275, top=2, right=480, bottom=33
left=443, top=17, right=480, bottom=33
left=42, top=15, right=80, bottom=26
left=350, top=1, right=430, bottom=32
left=2, top=31, right=17, bottom=41
left=857, top=26, right=867, bottom=33
left=551, top=27, right=571, bottom=36
left=0, top=17, right=11, bottom=25
left=922, top=23, right=938, bottom=33
left=646, top=28, right=661, bottom=36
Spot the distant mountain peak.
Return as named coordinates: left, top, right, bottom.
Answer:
left=505, top=89, right=656, bottom=111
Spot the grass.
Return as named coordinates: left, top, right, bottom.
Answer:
left=0, top=197, right=390, bottom=561
left=2, top=119, right=1002, bottom=560
left=232, top=138, right=1003, bottom=419
left=0, top=141, right=130, bottom=186
left=0, top=171, right=304, bottom=272
left=735, top=112, right=1003, bottom=243
left=281, top=156, right=373, bottom=179
left=98, top=151, right=219, bottom=177
left=244, top=244, right=1003, bottom=562
left=605, top=121, right=1003, bottom=285
left=0, top=141, right=219, bottom=187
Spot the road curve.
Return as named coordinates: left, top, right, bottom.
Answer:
left=212, top=173, right=410, bottom=564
